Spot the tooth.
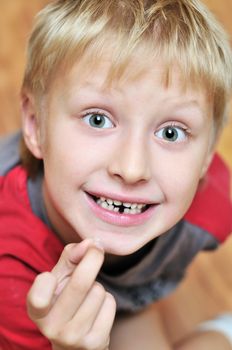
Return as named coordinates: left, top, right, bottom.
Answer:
left=130, top=209, right=137, bottom=214
left=113, top=200, right=122, bottom=206
left=101, top=202, right=108, bottom=209
left=124, top=203, right=132, bottom=208
left=97, top=195, right=147, bottom=213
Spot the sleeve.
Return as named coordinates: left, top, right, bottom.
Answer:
left=185, top=153, right=232, bottom=243
left=0, top=255, right=52, bottom=350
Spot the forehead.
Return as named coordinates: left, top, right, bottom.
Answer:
left=50, top=52, right=210, bottom=108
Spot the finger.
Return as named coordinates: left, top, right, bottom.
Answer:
left=52, top=238, right=103, bottom=295
left=57, top=282, right=107, bottom=343
left=52, top=239, right=92, bottom=281
left=53, top=288, right=115, bottom=350
left=91, top=292, right=116, bottom=335
left=83, top=293, right=116, bottom=350
left=43, top=246, right=105, bottom=327
left=27, top=272, right=57, bottom=321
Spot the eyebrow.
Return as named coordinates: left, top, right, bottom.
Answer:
left=69, top=81, right=207, bottom=121
left=167, top=98, right=205, bottom=117
left=68, top=83, right=115, bottom=104
left=79, top=82, right=204, bottom=107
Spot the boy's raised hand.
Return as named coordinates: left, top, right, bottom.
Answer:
left=27, top=239, right=116, bottom=350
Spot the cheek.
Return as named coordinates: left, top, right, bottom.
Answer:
left=42, top=132, right=107, bottom=187
left=157, top=154, right=205, bottom=204
left=166, top=175, right=199, bottom=209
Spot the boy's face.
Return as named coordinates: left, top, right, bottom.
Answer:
left=24, top=58, right=214, bottom=256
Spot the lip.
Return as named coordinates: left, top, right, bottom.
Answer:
left=86, top=190, right=154, bottom=205
left=85, top=192, right=157, bottom=227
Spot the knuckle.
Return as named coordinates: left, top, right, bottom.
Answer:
left=43, top=326, right=80, bottom=348
left=40, top=324, right=58, bottom=342
left=63, top=243, right=76, bottom=260
left=68, top=278, right=105, bottom=299
left=27, top=273, right=46, bottom=303
left=69, top=273, right=89, bottom=295
left=26, top=302, right=45, bottom=322
left=26, top=290, right=35, bottom=312
left=27, top=293, right=45, bottom=312
left=105, top=292, right=117, bottom=310
left=58, top=335, right=76, bottom=348
left=83, top=334, right=109, bottom=350
left=55, top=327, right=81, bottom=348
left=92, top=282, right=105, bottom=298
left=81, top=336, right=97, bottom=350
left=63, top=243, right=75, bottom=254
left=26, top=272, right=55, bottom=320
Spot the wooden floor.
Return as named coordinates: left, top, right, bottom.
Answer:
left=0, top=0, right=231, bottom=344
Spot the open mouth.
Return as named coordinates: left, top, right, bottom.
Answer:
left=90, top=194, right=150, bottom=215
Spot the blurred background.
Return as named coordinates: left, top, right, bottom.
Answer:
left=0, top=0, right=231, bottom=344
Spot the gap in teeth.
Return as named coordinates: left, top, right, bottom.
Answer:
left=94, top=196, right=148, bottom=214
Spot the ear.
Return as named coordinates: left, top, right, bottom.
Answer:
left=21, top=91, right=43, bottom=159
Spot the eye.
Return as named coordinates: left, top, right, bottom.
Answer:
left=155, top=125, right=187, bottom=142
left=82, top=112, right=114, bottom=129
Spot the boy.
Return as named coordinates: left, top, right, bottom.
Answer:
left=0, top=0, right=232, bottom=349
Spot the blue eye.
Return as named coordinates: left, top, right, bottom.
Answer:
left=155, top=126, right=187, bottom=142
left=83, top=113, right=114, bottom=129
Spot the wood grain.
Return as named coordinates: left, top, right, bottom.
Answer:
left=0, top=0, right=231, bottom=343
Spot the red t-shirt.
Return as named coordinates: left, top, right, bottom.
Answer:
left=0, top=154, right=231, bottom=349
left=0, top=166, right=63, bottom=349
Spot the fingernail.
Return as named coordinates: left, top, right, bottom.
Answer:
left=92, top=238, right=104, bottom=252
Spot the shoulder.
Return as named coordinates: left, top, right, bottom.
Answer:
left=0, top=131, right=21, bottom=176
left=185, top=153, right=232, bottom=242
left=0, top=165, right=62, bottom=348
left=0, top=164, right=30, bottom=210
left=0, top=165, right=63, bottom=271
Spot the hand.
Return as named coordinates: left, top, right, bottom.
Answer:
left=27, top=239, right=116, bottom=350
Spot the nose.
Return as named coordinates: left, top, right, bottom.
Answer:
left=107, top=132, right=152, bottom=185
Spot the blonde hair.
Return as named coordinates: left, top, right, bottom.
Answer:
left=21, top=0, right=232, bottom=176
